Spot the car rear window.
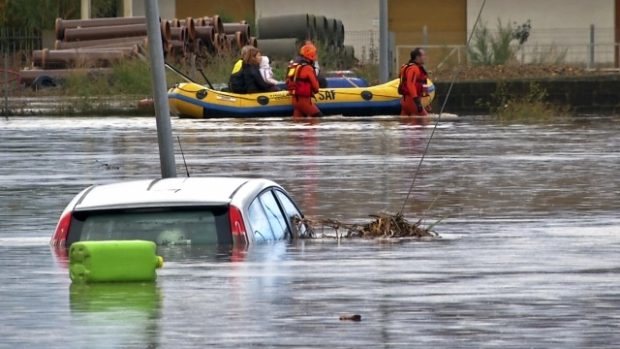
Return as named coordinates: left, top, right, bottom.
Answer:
left=67, top=206, right=231, bottom=246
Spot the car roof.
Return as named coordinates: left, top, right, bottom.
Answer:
left=74, top=177, right=278, bottom=211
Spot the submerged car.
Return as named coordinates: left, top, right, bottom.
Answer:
left=51, top=177, right=307, bottom=248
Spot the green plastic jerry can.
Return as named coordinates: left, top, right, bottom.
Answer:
left=69, top=240, right=164, bottom=283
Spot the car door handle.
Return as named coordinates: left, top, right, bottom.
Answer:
left=255, top=230, right=266, bottom=241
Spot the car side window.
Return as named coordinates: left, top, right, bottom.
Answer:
left=248, top=198, right=274, bottom=242
left=275, top=190, right=307, bottom=237
left=259, top=191, right=289, bottom=240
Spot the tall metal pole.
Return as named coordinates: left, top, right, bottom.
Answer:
left=123, top=0, right=133, bottom=17
left=3, top=53, right=8, bottom=117
left=379, top=0, right=389, bottom=83
left=144, top=0, right=177, bottom=178
left=589, top=24, right=595, bottom=69
left=81, top=0, right=91, bottom=19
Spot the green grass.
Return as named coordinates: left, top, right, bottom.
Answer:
left=57, top=48, right=374, bottom=99
left=482, top=82, right=570, bottom=122
left=58, top=54, right=239, bottom=97
left=196, top=52, right=239, bottom=85
left=61, top=59, right=154, bottom=96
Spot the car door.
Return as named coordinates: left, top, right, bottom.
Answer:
left=258, top=190, right=289, bottom=240
left=273, top=190, right=307, bottom=238
left=247, top=189, right=290, bottom=242
left=247, top=196, right=275, bottom=242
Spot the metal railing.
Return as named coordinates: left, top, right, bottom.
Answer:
left=345, top=30, right=380, bottom=64
left=0, top=28, right=42, bottom=65
left=346, top=26, right=620, bottom=69
left=395, top=43, right=620, bottom=68
left=1, top=28, right=42, bottom=114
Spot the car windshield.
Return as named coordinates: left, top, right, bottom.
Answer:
left=67, top=206, right=231, bottom=246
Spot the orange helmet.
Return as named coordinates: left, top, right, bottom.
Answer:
left=300, top=43, right=317, bottom=61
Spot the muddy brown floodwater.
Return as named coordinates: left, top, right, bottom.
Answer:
left=0, top=116, right=619, bottom=348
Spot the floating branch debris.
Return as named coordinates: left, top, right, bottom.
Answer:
left=339, top=314, right=362, bottom=321
left=295, top=212, right=439, bottom=239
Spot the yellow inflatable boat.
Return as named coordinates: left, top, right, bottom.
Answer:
left=168, top=79, right=435, bottom=118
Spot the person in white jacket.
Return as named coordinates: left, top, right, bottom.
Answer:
left=259, top=56, right=280, bottom=86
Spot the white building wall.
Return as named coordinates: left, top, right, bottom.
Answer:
left=255, top=0, right=379, bottom=61
left=467, top=0, right=616, bottom=64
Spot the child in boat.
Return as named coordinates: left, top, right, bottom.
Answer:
left=259, top=56, right=279, bottom=86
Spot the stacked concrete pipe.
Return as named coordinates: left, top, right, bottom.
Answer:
left=256, top=14, right=354, bottom=67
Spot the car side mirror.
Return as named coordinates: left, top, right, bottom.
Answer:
left=290, top=214, right=307, bottom=239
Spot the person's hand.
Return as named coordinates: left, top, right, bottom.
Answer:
left=414, top=97, right=424, bottom=113
left=425, top=104, right=432, bottom=113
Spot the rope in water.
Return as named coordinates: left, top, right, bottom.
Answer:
left=399, top=0, right=487, bottom=214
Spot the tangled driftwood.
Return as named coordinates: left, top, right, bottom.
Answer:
left=294, top=212, right=438, bottom=240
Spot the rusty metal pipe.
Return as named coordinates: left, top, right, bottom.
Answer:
left=223, top=23, right=250, bottom=38
left=161, top=20, right=172, bottom=42
left=226, top=31, right=247, bottom=48
left=195, top=26, right=215, bottom=47
left=55, top=17, right=147, bottom=40
left=213, top=33, right=227, bottom=54
left=54, top=36, right=147, bottom=49
left=170, top=26, right=187, bottom=42
left=249, top=36, right=258, bottom=48
left=64, top=24, right=147, bottom=41
left=224, top=35, right=236, bottom=53
left=178, top=17, right=196, bottom=41
left=203, top=16, right=224, bottom=34
left=225, top=33, right=245, bottom=52
left=190, top=38, right=203, bottom=54
left=170, top=40, right=188, bottom=58
left=63, top=22, right=171, bottom=43
left=32, top=48, right=136, bottom=69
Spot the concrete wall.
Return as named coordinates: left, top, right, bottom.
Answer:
left=434, top=75, right=620, bottom=114
left=255, top=0, right=378, bottom=61
left=467, top=0, right=616, bottom=64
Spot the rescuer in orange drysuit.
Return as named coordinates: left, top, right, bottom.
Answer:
left=286, top=43, right=322, bottom=117
left=398, top=48, right=430, bottom=122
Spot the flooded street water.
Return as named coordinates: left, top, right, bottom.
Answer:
left=1, top=116, right=619, bottom=348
